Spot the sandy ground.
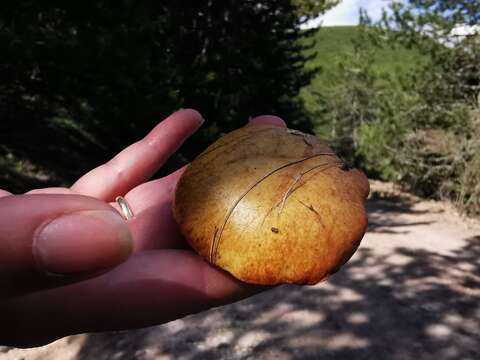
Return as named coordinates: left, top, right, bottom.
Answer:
left=2, top=181, right=480, bottom=360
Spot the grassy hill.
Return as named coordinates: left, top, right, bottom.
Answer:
left=300, top=26, right=425, bottom=118
left=303, top=26, right=422, bottom=75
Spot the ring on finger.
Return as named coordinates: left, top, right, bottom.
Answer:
left=115, top=196, right=134, bottom=220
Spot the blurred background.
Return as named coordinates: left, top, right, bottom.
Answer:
left=1, top=0, right=479, bottom=359
left=1, top=0, right=479, bottom=217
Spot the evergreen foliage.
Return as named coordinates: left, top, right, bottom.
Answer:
left=0, top=1, right=327, bottom=191
left=309, top=1, right=479, bottom=216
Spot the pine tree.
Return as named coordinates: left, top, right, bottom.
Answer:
left=0, top=1, right=333, bottom=191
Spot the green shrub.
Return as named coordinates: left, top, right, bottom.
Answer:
left=309, top=1, right=480, bottom=217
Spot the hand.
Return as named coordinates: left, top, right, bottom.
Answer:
left=0, top=109, right=286, bottom=347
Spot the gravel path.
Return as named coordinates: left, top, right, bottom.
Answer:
left=3, top=181, right=480, bottom=360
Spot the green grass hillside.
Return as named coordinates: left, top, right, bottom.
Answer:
left=303, top=26, right=422, bottom=75
left=300, top=26, right=425, bottom=116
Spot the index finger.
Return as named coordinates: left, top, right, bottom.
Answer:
left=248, top=115, right=287, bottom=128
left=0, top=190, right=12, bottom=198
left=71, top=109, right=204, bottom=201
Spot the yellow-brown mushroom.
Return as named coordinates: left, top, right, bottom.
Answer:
left=173, top=125, right=369, bottom=285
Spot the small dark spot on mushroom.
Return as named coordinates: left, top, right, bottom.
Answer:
left=271, top=227, right=279, bottom=234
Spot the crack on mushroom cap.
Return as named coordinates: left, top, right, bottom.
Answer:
left=209, top=152, right=340, bottom=264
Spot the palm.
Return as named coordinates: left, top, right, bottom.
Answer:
left=4, top=111, right=284, bottom=345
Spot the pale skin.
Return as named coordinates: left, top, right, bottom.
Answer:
left=0, top=109, right=287, bottom=347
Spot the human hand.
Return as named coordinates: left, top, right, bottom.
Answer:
left=0, top=109, right=286, bottom=347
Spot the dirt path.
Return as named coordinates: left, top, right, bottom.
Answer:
left=2, top=182, right=480, bottom=360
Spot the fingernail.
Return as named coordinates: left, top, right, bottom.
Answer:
left=193, top=114, right=205, bottom=130
left=175, top=108, right=204, bottom=128
left=34, top=210, right=133, bottom=274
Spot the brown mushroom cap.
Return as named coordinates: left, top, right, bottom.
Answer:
left=173, top=125, right=369, bottom=285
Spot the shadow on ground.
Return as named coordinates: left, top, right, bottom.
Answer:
left=76, top=196, right=480, bottom=360
left=366, top=192, right=437, bottom=235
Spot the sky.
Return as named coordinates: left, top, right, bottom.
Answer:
left=302, top=0, right=402, bottom=28
left=301, top=0, right=480, bottom=40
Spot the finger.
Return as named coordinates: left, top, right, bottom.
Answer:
left=0, top=195, right=133, bottom=284
left=112, top=116, right=287, bottom=251
left=26, top=187, right=75, bottom=195
left=4, top=250, right=264, bottom=347
left=72, top=109, right=204, bottom=201
left=110, top=166, right=187, bottom=251
left=0, top=190, right=12, bottom=198
left=248, top=115, right=287, bottom=128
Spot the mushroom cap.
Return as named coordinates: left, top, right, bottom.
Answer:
left=173, top=125, right=369, bottom=285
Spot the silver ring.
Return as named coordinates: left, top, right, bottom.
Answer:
left=116, top=196, right=134, bottom=220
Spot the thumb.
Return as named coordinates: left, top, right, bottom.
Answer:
left=0, top=194, right=132, bottom=278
